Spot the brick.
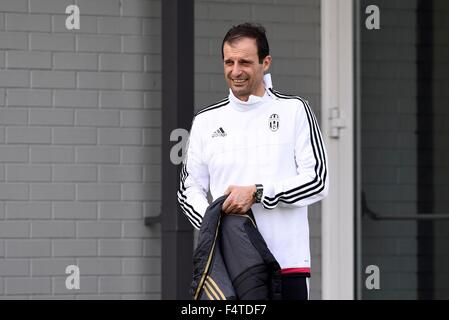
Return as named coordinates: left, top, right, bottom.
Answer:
left=32, top=221, right=75, bottom=238
left=53, top=276, right=98, bottom=294
left=54, top=90, right=98, bottom=108
left=77, top=221, right=121, bottom=238
left=98, top=128, right=142, bottom=145
left=121, top=110, right=161, bottom=127
left=99, top=239, right=142, bottom=256
left=143, top=204, right=162, bottom=216
left=144, top=54, right=161, bottom=72
left=209, top=4, right=251, bottom=20
left=122, top=183, right=160, bottom=201
left=30, top=109, right=74, bottom=125
left=0, top=109, right=27, bottom=125
left=6, top=240, right=51, bottom=257
left=0, top=259, right=29, bottom=276
left=99, top=202, right=142, bottom=219
left=76, top=146, right=120, bottom=164
left=123, top=73, right=161, bottom=90
left=29, top=0, right=73, bottom=14
left=76, top=110, right=120, bottom=127
left=144, top=165, right=161, bottom=182
left=6, top=14, right=51, bottom=32
left=99, top=165, right=142, bottom=182
left=0, top=146, right=28, bottom=163
left=53, top=239, right=97, bottom=257
left=123, top=220, right=158, bottom=238
left=0, top=89, right=4, bottom=106
left=122, top=0, right=161, bottom=17
left=77, top=184, right=121, bottom=201
left=30, top=146, right=74, bottom=163
left=77, top=35, right=121, bottom=53
left=6, top=278, right=51, bottom=295
left=144, top=92, right=161, bottom=109
left=78, top=258, right=121, bottom=275
left=1, top=0, right=28, bottom=12
left=77, top=0, right=120, bottom=16
left=53, top=165, right=97, bottom=182
left=121, top=146, right=161, bottom=164
left=53, top=202, right=97, bottom=220
left=0, top=183, right=28, bottom=200
left=7, top=89, right=52, bottom=107
left=143, top=275, right=161, bottom=293
left=30, top=33, right=75, bottom=51
left=53, top=127, right=97, bottom=145
left=53, top=53, right=98, bottom=70
left=52, top=15, right=97, bottom=33
left=6, top=202, right=51, bottom=219
left=6, top=51, right=52, bottom=69
left=99, top=276, right=142, bottom=293
left=0, top=221, right=29, bottom=238
left=32, top=70, right=76, bottom=88
left=0, top=202, right=4, bottom=218
left=252, top=5, right=295, bottom=22
left=123, top=258, right=160, bottom=275
left=143, top=18, right=161, bottom=36
left=30, top=184, right=75, bottom=200
left=75, top=294, right=120, bottom=300
left=100, top=91, right=144, bottom=109
left=78, top=72, right=121, bottom=90
left=143, top=239, right=161, bottom=256
left=31, top=258, right=76, bottom=276
left=0, top=70, right=29, bottom=87
left=6, top=165, right=51, bottom=182
left=98, top=17, right=142, bottom=35
left=143, top=129, right=161, bottom=146
left=123, top=36, right=161, bottom=54
left=6, top=127, right=51, bottom=144
left=0, top=32, right=27, bottom=49
left=100, top=54, right=143, bottom=71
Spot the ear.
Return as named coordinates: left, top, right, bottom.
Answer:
left=262, top=55, right=272, bottom=72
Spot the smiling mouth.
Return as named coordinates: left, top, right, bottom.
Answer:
left=232, top=79, right=247, bottom=84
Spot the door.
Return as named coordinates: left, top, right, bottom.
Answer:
left=355, top=0, right=449, bottom=299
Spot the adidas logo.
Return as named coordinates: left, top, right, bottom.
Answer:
left=211, top=127, right=227, bottom=138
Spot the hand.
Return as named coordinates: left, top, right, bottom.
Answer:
left=222, top=185, right=256, bottom=215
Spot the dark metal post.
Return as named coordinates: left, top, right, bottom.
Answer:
left=161, top=0, right=194, bottom=300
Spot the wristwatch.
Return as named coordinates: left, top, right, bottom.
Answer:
left=253, top=184, right=264, bottom=203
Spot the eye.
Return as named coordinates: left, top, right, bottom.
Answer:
left=224, top=60, right=233, bottom=66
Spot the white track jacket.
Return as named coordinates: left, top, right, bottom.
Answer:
left=178, top=74, right=329, bottom=271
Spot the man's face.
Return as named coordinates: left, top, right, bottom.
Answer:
left=223, top=37, right=271, bottom=101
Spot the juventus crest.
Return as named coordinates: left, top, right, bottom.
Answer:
left=269, top=114, right=280, bottom=132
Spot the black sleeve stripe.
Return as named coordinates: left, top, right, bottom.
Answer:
left=263, top=91, right=326, bottom=206
left=262, top=89, right=327, bottom=208
left=177, top=190, right=202, bottom=228
left=263, top=90, right=327, bottom=206
left=195, top=99, right=229, bottom=117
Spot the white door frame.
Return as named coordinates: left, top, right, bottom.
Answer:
left=321, top=0, right=355, bottom=299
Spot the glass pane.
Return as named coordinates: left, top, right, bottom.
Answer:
left=358, top=0, right=449, bottom=299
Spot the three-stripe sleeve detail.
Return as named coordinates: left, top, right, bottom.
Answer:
left=177, top=99, right=229, bottom=229
left=262, top=89, right=327, bottom=209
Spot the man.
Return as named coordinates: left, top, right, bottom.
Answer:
left=178, top=23, right=329, bottom=300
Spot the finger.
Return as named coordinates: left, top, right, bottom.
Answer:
left=222, top=197, right=232, bottom=213
left=224, top=185, right=234, bottom=195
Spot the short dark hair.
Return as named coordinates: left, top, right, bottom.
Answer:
left=222, top=23, right=269, bottom=63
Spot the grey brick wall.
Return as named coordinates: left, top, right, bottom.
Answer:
left=194, top=0, right=322, bottom=299
left=0, top=0, right=161, bottom=299
left=1, top=0, right=322, bottom=300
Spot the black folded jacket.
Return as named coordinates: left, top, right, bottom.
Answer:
left=191, top=195, right=281, bottom=300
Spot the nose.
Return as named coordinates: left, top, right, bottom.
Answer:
left=231, top=64, right=243, bottom=78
